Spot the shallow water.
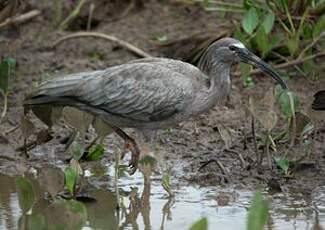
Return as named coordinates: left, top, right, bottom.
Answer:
left=0, top=165, right=324, bottom=230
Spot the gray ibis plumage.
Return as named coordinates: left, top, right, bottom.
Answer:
left=24, top=37, right=287, bottom=174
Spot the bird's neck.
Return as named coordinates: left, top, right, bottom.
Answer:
left=191, top=58, right=232, bottom=115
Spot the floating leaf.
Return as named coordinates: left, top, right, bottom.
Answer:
left=242, top=7, right=259, bottom=34
left=85, top=144, right=105, bottom=161
left=247, top=191, right=269, bottom=230
left=189, top=217, right=208, bottom=230
left=64, top=166, right=77, bottom=197
left=0, top=58, right=16, bottom=94
left=262, top=12, right=275, bottom=34
left=16, top=177, right=36, bottom=213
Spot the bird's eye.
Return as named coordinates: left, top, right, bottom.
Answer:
left=229, top=45, right=236, bottom=51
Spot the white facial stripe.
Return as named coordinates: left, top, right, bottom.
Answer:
left=232, top=43, right=246, bottom=49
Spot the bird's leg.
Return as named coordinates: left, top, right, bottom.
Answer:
left=110, top=125, right=140, bottom=175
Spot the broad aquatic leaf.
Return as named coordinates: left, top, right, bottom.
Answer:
left=242, top=7, right=259, bottom=34
left=276, top=158, right=290, bottom=174
left=247, top=192, right=269, bottom=230
left=262, top=12, right=275, bottom=34
left=16, top=177, right=36, bottom=213
left=85, top=144, right=105, bottom=161
left=0, top=58, right=16, bottom=94
left=189, top=217, right=208, bottom=230
left=64, top=166, right=77, bottom=196
left=69, top=141, right=85, bottom=161
left=26, top=214, right=46, bottom=230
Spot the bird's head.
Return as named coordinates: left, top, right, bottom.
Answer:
left=202, top=37, right=288, bottom=89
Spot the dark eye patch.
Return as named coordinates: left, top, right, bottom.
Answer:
left=229, top=45, right=237, bottom=51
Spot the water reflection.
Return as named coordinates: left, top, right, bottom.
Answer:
left=0, top=167, right=324, bottom=230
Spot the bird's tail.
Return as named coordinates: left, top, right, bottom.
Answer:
left=23, top=71, right=95, bottom=107
left=312, top=90, right=325, bottom=111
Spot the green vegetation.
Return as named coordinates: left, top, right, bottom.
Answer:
left=247, top=191, right=269, bottom=230
left=194, top=0, right=324, bottom=83
left=0, top=58, right=16, bottom=124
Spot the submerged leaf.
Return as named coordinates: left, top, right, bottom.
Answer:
left=16, top=177, right=36, bottom=213
left=247, top=191, right=269, bottom=230
left=139, top=155, right=157, bottom=167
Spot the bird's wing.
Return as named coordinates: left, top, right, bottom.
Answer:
left=26, top=63, right=194, bottom=122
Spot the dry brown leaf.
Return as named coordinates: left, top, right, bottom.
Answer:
left=217, top=123, right=233, bottom=149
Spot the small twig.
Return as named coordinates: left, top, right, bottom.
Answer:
left=199, top=159, right=229, bottom=176
left=233, top=51, right=325, bottom=76
left=52, top=32, right=152, bottom=58
left=298, top=32, right=325, bottom=60
left=0, top=10, right=41, bottom=29
left=224, top=148, right=246, bottom=169
left=86, top=3, right=95, bottom=31
left=3, top=124, right=19, bottom=135
left=59, top=0, right=87, bottom=30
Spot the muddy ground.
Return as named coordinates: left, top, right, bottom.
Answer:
left=0, top=0, right=325, bottom=197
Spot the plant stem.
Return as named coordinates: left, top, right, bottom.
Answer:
left=114, top=150, right=121, bottom=209
left=0, top=93, right=8, bottom=125
left=59, top=0, right=87, bottom=30
left=298, top=32, right=325, bottom=59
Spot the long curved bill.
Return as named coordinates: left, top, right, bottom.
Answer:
left=236, top=48, right=288, bottom=89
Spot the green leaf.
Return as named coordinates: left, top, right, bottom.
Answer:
left=247, top=192, right=269, bottom=230
left=139, top=155, right=157, bottom=167
left=69, top=141, right=85, bottom=161
left=26, top=214, right=46, bottom=230
left=0, top=58, right=16, bottom=94
left=313, top=14, right=325, bottom=38
left=162, top=173, right=171, bottom=192
left=287, top=35, right=299, bottom=56
left=242, top=7, right=259, bottom=34
left=262, top=12, right=275, bottom=34
left=16, top=177, right=36, bottom=213
left=255, top=26, right=269, bottom=57
left=85, top=144, right=105, bottom=161
left=277, top=90, right=299, bottom=118
left=276, top=158, right=290, bottom=174
left=189, top=217, right=208, bottom=230
left=64, top=166, right=77, bottom=196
